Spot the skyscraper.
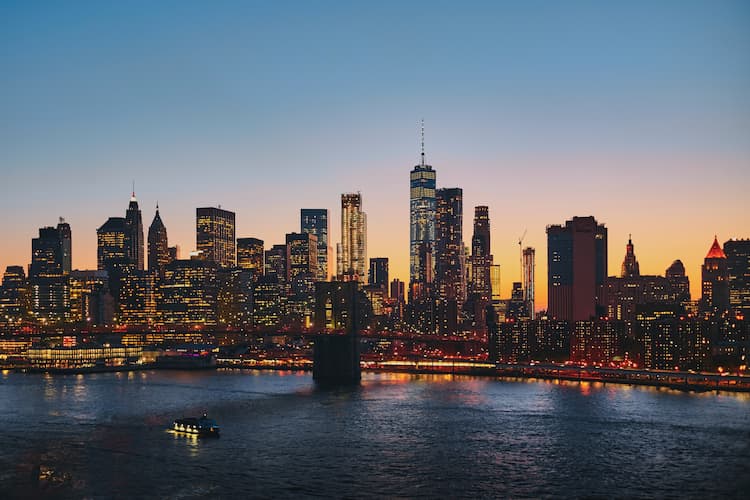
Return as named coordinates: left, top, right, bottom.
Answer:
left=196, top=207, right=236, bottom=267
left=97, top=218, right=128, bottom=271
left=547, top=216, right=608, bottom=321
left=434, top=188, right=464, bottom=333
left=58, top=218, right=72, bottom=275
left=147, top=204, right=170, bottom=277
left=620, top=235, right=640, bottom=277
left=30, top=224, right=71, bottom=323
left=701, top=236, right=729, bottom=314
left=237, top=237, right=264, bottom=278
left=435, top=188, right=465, bottom=305
left=409, top=131, right=436, bottom=298
left=125, top=192, right=145, bottom=271
left=301, top=209, right=329, bottom=281
left=724, top=239, right=750, bottom=315
left=286, top=232, right=318, bottom=281
left=469, top=206, right=492, bottom=300
left=523, top=247, right=535, bottom=319
left=369, top=258, right=389, bottom=292
left=340, top=193, right=367, bottom=282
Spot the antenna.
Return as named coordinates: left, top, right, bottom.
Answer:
left=420, top=119, right=425, bottom=166
left=132, top=180, right=135, bottom=198
left=518, top=228, right=527, bottom=283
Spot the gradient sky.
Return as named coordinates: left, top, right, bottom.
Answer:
left=1, top=1, right=749, bottom=310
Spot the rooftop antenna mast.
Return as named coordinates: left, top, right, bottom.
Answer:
left=420, top=119, right=425, bottom=166
left=518, top=228, right=527, bottom=283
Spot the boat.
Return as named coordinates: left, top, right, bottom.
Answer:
left=172, top=414, right=220, bottom=437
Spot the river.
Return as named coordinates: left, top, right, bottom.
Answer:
left=1, top=369, right=749, bottom=498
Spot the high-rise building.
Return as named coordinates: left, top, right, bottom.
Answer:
left=147, top=204, right=170, bottom=277
left=301, top=209, right=329, bottom=281
left=435, top=188, right=465, bottom=311
left=523, top=247, right=535, bottom=319
left=265, top=244, right=288, bottom=285
left=196, top=207, right=236, bottom=267
left=158, top=259, right=219, bottom=326
left=665, top=260, right=691, bottom=307
left=701, top=236, right=729, bottom=314
left=58, top=219, right=72, bottom=275
left=30, top=224, right=71, bottom=324
left=409, top=134, right=436, bottom=296
left=97, top=217, right=129, bottom=271
left=620, top=235, right=640, bottom=278
left=469, top=206, right=492, bottom=300
left=125, top=192, right=145, bottom=271
left=237, top=237, right=264, bottom=278
left=547, top=216, right=608, bottom=321
left=0, top=266, right=28, bottom=324
left=432, top=188, right=465, bottom=335
left=724, top=239, right=750, bottom=316
left=31, top=224, right=70, bottom=278
left=340, top=193, right=367, bottom=282
left=118, top=271, right=156, bottom=326
left=286, top=233, right=318, bottom=281
left=369, top=258, right=389, bottom=292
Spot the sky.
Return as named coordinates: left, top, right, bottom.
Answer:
left=1, top=0, right=749, bottom=310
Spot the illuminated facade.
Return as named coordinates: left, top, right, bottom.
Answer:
left=252, top=276, right=282, bottom=329
left=434, top=188, right=464, bottom=334
left=0, top=266, right=28, bottom=324
left=97, top=217, right=128, bottom=271
left=724, top=238, right=750, bottom=315
left=547, top=216, right=608, bottom=321
left=196, top=207, right=236, bottom=267
left=68, top=270, right=111, bottom=325
left=119, top=271, right=156, bottom=326
left=217, top=267, right=253, bottom=328
left=286, top=232, right=318, bottom=324
left=409, top=158, right=436, bottom=294
left=339, top=193, right=367, bottom=282
left=30, top=224, right=72, bottom=323
left=158, top=259, right=218, bottom=326
left=665, top=260, right=691, bottom=307
left=301, top=209, right=329, bottom=281
left=237, top=237, right=264, bottom=278
left=147, top=205, right=170, bottom=277
left=523, top=247, right=535, bottom=320
left=701, top=236, right=729, bottom=314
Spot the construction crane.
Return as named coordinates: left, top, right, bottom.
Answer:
left=518, top=229, right=527, bottom=283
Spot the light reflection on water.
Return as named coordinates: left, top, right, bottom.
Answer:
left=0, top=370, right=748, bottom=498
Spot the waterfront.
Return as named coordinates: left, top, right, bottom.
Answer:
left=1, top=370, right=749, bottom=498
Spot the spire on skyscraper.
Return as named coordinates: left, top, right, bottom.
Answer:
left=420, top=119, right=425, bottom=166
left=706, top=235, right=727, bottom=259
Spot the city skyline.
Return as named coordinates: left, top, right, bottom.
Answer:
left=2, top=1, right=749, bottom=309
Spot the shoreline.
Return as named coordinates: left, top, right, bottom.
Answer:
left=5, top=361, right=750, bottom=393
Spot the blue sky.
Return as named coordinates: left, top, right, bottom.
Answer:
left=1, top=0, right=749, bottom=304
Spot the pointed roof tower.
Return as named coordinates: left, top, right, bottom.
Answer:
left=706, top=236, right=727, bottom=259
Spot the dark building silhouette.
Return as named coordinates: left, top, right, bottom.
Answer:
left=724, top=239, right=750, bottom=316
left=466, top=206, right=493, bottom=332
left=665, top=260, right=691, bottom=307
left=313, top=281, right=364, bottom=383
left=147, top=204, right=170, bottom=277
left=196, top=207, right=236, bottom=267
left=434, top=188, right=465, bottom=334
left=701, top=236, right=729, bottom=314
left=547, top=216, right=607, bottom=321
left=368, top=258, right=389, bottom=292
left=301, top=209, right=329, bottom=281
left=620, top=235, right=640, bottom=277
left=126, top=193, right=145, bottom=271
